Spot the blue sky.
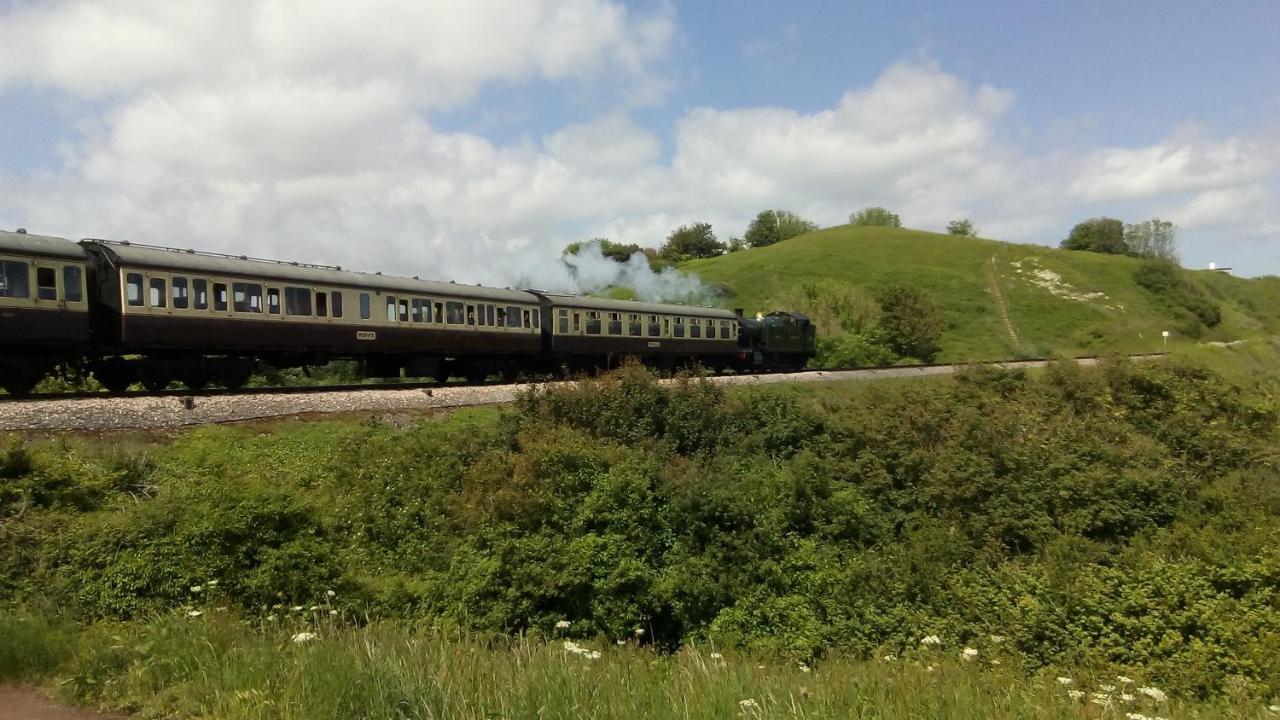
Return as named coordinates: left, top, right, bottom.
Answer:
left=1, top=0, right=1278, bottom=282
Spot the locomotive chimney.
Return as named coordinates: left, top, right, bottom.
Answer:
left=733, top=307, right=744, bottom=317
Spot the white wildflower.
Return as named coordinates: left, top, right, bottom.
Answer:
left=961, top=647, right=978, bottom=662
left=919, top=635, right=942, bottom=647
left=1067, top=690, right=1085, bottom=701
left=634, top=627, right=646, bottom=637
left=291, top=632, right=317, bottom=643
left=1056, top=677, right=1074, bottom=686
left=190, top=585, right=203, bottom=593
left=617, top=640, right=626, bottom=646
left=1270, top=706, right=1280, bottom=713
left=1117, top=675, right=1133, bottom=684
left=329, top=609, right=338, bottom=616
left=881, top=654, right=897, bottom=663
left=1137, top=686, right=1167, bottom=703
left=925, top=664, right=935, bottom=673
left=798, top=664, right=811, bottom=673
left=586, top=650, right=602, bottom=660
left=990, top=659, right=1001, bottom=666
left=1091, top=692, right=1112, bottom=706
left=1126, top=713, right=1150, bottom=720
left=1100, top=684, right=1117, bottom=693
left=1120, top=693, right=1135, bottom=703
left=563, top=641, right=583, bottom=654
left=326, top=590, right=336, bottom=597
left=186, top=610, right=203, bottom=617
left=309, top=605, right=319, bottom=612
left=989, top=634, right=1006, bottom=644
left=291, top=605, right=304, bottom=612
left=710, top=652, right=724, bottom=660
left=739, top=698, right=760, bottom=709
left=206, top=579, right=219, bottom=587
left=266, top=614, right=277, bottom=622
left=554, top=620, right=571, bottom=630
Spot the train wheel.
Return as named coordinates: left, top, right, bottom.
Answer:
left=180, top=371, right=208, bottom=391
left=464, top=365, right=487, bottom=384
left=1, top=376, right=38, bottom=396
left=220, top=362, right=252, bottom=391
left=141, top=367, right=171, bottom=393
left=94, top=361, right=133, bottom=394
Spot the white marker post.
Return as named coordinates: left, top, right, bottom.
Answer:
left=1162, top=330, right=1170, bottom=348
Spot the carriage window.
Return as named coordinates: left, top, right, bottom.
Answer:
left=608, top=312, right=623, bottom=335
left=36, top=267, right=58, bottom=301
left=721, top=321, right=731, bottom=339
left=171, top=276, right=189, bottom=309
left=63, top=266, right=83, bottom=302
left=0, top=261, right=30, bottom=298
left=495, top=306, right=506, bottom=327
left=487, top=305, right=496, bottom=326
left=193, top=279, right=208, bottom=310
left=573, top=312, right=582, bottom=332
left=149, top=278, right=167, bottom=308
left=316, top=291, right=328, bottom=318
left=446, top=301, right=463, bottom=324
left=648, top=315, right=660, bottom=337
left=411, top=299, right=425, bottom=323
left=557, top=308, right=568, bottom=333
left=690, top=319, right=702, bottom=339
left=386, top=296, right=397, bottom=322
left=532, top=311, right=539, bottom=329
left=124, top=273, right=144, bottom=305
left=466, top=304, right=476, bottom=325
left=673, top=318, right=684, bottom=338
left=331, top=291, right=343, bottom=318
left=523, top=309, right=532, bottom=328
left=476, top=304, right=486, bottom=326
left=285, top=287, right=312, bottom=316
left=267, top=288, right=280, bottom=314
left=585, top=311, right=600, bottom=335
left=213, top=283, right=228, bottom=311
left=629, top=314, right=642, bottom=336
left=398, top=299, right=409, bottom=322
left=232, top=282, right=262, bottom=313
left=359, top=293, right=371, bottom=320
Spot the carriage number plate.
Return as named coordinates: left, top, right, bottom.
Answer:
left=356, top=331, right=377, bottom=341
left=647, top=341, right=660, bottom=348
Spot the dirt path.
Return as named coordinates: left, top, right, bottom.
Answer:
left=0, top=686, right=124, bottom=720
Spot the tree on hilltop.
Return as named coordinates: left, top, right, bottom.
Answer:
left=743, top=209, right=819, bottom=248
left=849, top=207, right=902, bottom=228
left=659, top=222, right=725, bottom=261
left=1060, top=218, right=1127, bottom=255
left=1125, top=218, right=1179, bottom=262
left=563, top=238, right=643, bottom=263
left=947, top=219, right=978, bottom=237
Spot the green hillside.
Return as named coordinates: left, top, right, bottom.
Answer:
left=683, top=225, right=1280, bottom=362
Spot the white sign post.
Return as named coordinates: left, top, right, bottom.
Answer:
left=1161, top=330, right=1170, bottom=348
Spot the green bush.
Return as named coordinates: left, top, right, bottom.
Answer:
left=3, top=361, right=1280, bottom=699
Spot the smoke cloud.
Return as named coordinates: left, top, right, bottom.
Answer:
left=498, top=241, right=720, bottom=305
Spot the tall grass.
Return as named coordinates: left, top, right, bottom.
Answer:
left=4, top=609, right=1272, bottom=720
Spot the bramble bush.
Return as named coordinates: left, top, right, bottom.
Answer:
left=2, top=358, right=1279, bottom=699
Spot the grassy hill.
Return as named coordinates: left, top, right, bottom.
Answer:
left=683, top=225, right=1280, bottom=362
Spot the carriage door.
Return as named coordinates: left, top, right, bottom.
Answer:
left=31, top=260, right=60, bottom=308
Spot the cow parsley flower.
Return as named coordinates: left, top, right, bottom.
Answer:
left=989, top=634, right=1006, bottom=644
left=881, top=654, right=897, bottom=663
left=554, top=620, right=571, bottom=630
left=190, top=585, right=203, bottom=593
left=291, top=632, right=317, bottom=643
left=1067, top=690, right=1085, bottom=701
left=961, top=648, right=978, bottom=662
left=1099, top=684, right=1117, bottom=693
left=1056, top=677, right=1074, bottom=686
left=739, top=699, right=759, bottom=709
left=186, top=610, right=202, bottom=617
left=206, top=579, right=219, bottom=587
left=710, top=652, right=724, bottom=660
left=328, top=609, right=338, bottom=616
left=1120, top=693, right=1135, bottom=703
left=919, top=635, right=942, bottom=647
left=326, top=590, right=336, bottom=597
left=1125, top=713, right=1151, bottom=720
left=266, top=614, right=277, bottom=621
left=1117, top=675, right=1133, bottom=684
left=1137, top=687, right=1167, bottom=703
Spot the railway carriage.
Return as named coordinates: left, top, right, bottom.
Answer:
left=0, top=230, right=91, bottom=394
left=535, top=293, right=741, bottom=372
left=81, top=239, right=544, bottom=390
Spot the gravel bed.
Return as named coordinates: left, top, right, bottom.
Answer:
left=0, top=357, right=1118, bottom=432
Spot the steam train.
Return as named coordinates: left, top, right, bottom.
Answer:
left=0, top=229, right=816, bottom=394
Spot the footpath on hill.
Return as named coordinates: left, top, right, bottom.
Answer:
left=0, top=687, right=122, bottom=720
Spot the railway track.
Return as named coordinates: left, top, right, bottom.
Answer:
left=0, top=354, right=1167, bottom=432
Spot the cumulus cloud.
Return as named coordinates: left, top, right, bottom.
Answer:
left=0, top=0, right=1278, bottom=285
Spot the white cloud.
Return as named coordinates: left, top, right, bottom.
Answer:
left=2, top=4, right=1278, bottom=286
